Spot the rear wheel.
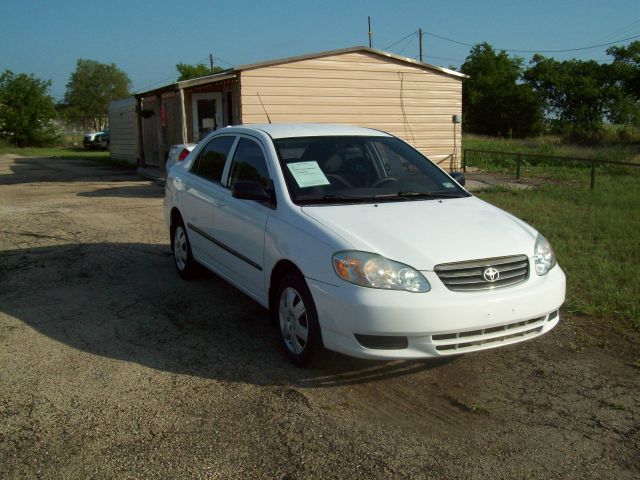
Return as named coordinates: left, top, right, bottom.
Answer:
left=277, top=272, right=324, bottom=367
left=172, top=217, right=197, bottom=279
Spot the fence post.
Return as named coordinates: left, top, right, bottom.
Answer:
left=463, top=149, right=467, bottom=173
left=590, top=161, right=596, bottom=190
left=516, top=154, right=521, bottom=180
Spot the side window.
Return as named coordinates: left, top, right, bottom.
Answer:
left=192, top=136, right=235, bottom=182
left=228, top=138, right=270, bottom=189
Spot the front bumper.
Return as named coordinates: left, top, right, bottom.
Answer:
left=307, top=263, right=566, bottom=359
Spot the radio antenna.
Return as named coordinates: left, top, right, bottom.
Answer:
left=257, top=93, right=272, bottom=124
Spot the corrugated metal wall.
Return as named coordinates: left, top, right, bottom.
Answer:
left=108, top=98, right=138, bottom=164
left=239, top=51, right=462, bottom=169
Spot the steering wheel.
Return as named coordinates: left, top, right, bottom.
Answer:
left=371, top=177, right=399, bottom=188
left=326, top=174, right=353, bottom=188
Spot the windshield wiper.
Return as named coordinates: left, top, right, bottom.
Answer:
left=299, top=191, right=466, bottom=205
left=395, top=191, right=465, bottom=198
left=299, top=193, right=376, bottom=204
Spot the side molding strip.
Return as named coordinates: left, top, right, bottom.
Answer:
left=188, top=223, right=263, bottom=271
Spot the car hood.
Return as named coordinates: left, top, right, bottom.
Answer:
left=301, top=197, right=537, bottom=270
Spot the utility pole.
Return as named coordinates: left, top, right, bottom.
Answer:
left=368, top=16, right=372, bottom=48
left=419, top=28, right=423, bottom=62
left=209, top=53, right=214, bottom=74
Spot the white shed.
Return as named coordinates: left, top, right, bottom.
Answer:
left=108, top=97, right=138, bottom=164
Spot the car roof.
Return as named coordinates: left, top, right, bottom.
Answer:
left=223, top=123, right=392, bottom=139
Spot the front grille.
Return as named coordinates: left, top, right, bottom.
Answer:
left=435, top=254, right=529, bottom=292
left=432, top=315, right=548, bottom=354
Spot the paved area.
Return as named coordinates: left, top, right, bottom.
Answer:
left=1, top=154, right=638, bottom=479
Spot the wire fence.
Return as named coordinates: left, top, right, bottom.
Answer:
left=462, top=148, right=640, bottom=189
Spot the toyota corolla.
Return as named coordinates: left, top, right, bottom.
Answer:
left=164, top=124, right=565, bottom=366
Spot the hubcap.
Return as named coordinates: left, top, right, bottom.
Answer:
left=279, top=287, right=309, bottom=355
left=174, top=226, right=188, bottom=270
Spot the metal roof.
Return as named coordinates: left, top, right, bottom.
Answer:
left=135, top=46, right=467, bottom=97
left=232, top=46, right=467, bottom=79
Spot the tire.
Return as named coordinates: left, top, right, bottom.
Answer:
left=276, top=272, right=324, bottom=367
left=172, top=217, right=197, bottom=279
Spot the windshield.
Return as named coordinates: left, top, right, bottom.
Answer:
left=274, top=136, right=469, bottom=205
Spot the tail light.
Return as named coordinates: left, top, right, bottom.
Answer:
left=178, top=148, right=190, bottom=161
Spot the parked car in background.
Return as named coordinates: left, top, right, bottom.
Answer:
left=83, top=129, right=109, bottom=150
left=164, top=124, right=565, bottom=367
left=166, top=143, right=196, bottom=170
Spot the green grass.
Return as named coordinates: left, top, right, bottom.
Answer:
left=0, top=146, right=135, bottom=169
left=476, top=174, right=640, bottom=331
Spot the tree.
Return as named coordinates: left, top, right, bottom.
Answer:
left=176, top=62, right=224, bottom=81
left=0, top=70, right=59, bottom=146
left=461, top=43, right=543, bottom=137
left=524, top=55, right=610, bottom=143
left=63, top=59, right=131, bottom=130
left=606, top=41, right=640, bottom=127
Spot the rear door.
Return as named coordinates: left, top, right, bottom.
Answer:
left=181, top=135, right=236, bottom=267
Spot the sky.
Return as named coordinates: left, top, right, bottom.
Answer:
left=1, top=0, right=639, bottom=100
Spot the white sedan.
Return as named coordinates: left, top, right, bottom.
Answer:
left=164, top=124, right=565, bottom=366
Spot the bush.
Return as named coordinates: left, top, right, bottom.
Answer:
left=0, top=70, right=60, bottom=146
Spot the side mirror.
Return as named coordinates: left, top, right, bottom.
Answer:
left=232, top=181, right=271, bottom=202
left=450, top=171, right=465, bottom=186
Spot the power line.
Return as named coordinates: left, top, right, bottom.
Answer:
left=132, top=54, right=235, bottom=93
left=590, top=18, right=640, bottom=44
left=213, top=56, right=236, bottom=67
left=382, top=31, right=418, bottom=51
left=132, top=73, right=180, bottom=93
left=397, top=34, right=417, bottom=55
left=421, top=30, right=640, bottom=53
left=426, top=55, right=465, bottom=63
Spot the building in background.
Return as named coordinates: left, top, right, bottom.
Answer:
left=110, top=46, right=465, bottom=171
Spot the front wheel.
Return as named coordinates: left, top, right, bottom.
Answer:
left=277, top=272, right=324, bottom=367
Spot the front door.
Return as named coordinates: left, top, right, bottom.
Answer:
left=192, top=92, right=223, bottom=141
left=214, top=136, right=272, bottom=300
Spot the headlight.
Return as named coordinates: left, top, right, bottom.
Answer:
left=332, top=251, right=430, bottom=292
left=534, top=234, right=556, bottom=275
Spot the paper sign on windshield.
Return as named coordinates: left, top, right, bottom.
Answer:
left=287, top=161, right=331, bottom=188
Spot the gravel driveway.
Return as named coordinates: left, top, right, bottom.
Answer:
left=1, top=154, right=638, bottom=479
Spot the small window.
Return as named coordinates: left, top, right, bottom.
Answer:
left=192, top=135, right=235, bottom=182
left=228, top=138, right=270, bottom=189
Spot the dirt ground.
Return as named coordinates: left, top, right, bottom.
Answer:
left=1, top=154, right=638, bottom=479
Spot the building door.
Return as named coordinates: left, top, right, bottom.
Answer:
left=192, top=92, right=223, bottom=141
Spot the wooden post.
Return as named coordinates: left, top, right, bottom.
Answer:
left=591, top=161, right=596, bottom=189
left=462, top=149, right=467, bottom=173
left=178, top=88, right=188, bottom=144
left=155, top=94, right=163, bottom=168
left=135, top=97, right=145, bottom=167
left=516, top=154, right=521, bottom=179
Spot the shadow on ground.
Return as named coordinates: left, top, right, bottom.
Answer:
left=77, top=185, right=164, bottom=198
left=0, top=157, right=137, bottom=186
left=0, top=242, right=453, bottom=388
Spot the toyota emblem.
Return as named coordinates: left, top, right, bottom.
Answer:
left=483, top=267, right=500, bottom=282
